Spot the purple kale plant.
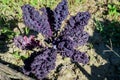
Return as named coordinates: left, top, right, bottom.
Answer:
left=21, top=4, right=52, bottom=38
left=14, top=0, right=91, bottom=79
left=52, top=0, right=68, bottom=31
left=61, top=12, right=90, bottom=46
left=14, top=35, right=40, bottom=50
left=22, top=48, right=57, bottom=79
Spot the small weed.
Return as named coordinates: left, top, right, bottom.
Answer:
left=107, top=4, right=120, bottom=19
left=0, top=27, right=16, bottom=40
left=12, top=51, right=29, bottom=60
left=0, top=0, right=23, bottom=20
left=23, top=27, right=30, bottom=35
left=0, top=16, right=18, bottom=41
left=12, top=51, right=21, bottom=59
left=30, top=0, right=38, bottom=6
left=94, top=19, right=104, bottom=32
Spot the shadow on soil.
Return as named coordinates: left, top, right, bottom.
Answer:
left=0, top=15, right=19, bottom=53
left=75, top=19, right=120, bottom=80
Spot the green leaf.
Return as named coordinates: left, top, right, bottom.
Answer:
left=24, top=27, right=30, bottom=35
left=2, top=0, right=10, bottom=4
left=30, top=0, right=38, bottom=6
left=12, top=51, right=21, bottom=59
left=108, top=4, right=112, bottom=9
left=21, top=55, right=28, bottom=60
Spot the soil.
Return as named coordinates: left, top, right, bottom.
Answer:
left=0, top=0, right=120, bottom=80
